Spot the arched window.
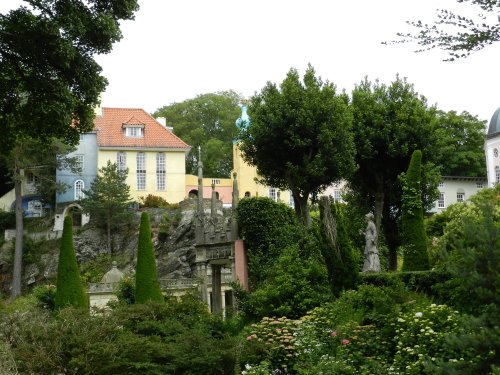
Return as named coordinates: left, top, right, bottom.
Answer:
left=244, top=191, right=251, bottom=198
left=75, top=180, right=85, bottom=200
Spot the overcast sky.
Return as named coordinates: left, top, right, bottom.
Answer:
left=2, top=0, right=499, bottom=124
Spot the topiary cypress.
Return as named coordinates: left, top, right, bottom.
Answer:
left=318, top=197, right=360, bottom=297
left=135, top=212, right=163, bottom=303
left=402, top=150, right=430, bottom=271
left=55, top=216, right=88, bottom=310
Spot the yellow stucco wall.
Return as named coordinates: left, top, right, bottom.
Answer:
left=97, top=150, right=187, bottom=203
left=232, top=144, right=293, bottom=205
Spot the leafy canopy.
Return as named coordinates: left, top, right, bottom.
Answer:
left=0, top=0, right=139, bottom=152
left=239, top=65, right=356, bottom=225
left=388, top=0, right=500, bottom=60
left=153, top=91, right=241, bottom=177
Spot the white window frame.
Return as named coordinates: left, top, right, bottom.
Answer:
left=494, top=148, right=498, bottom=158
left=117, top=152, right=127, bottom=172
left=27, top=200, right=42, bottom=215
left=438, top=182, right=445, bottom=188
left=496, top=166, right=500, bottom=184
left=76, top=154, right=84, bottom=173
left=476, top=182, right=483, bottom=189
left=269, top=187, right=277, bottom=201
left=333, top=190, right=343, bottom=203
left=125, top=127, right=143, bottom=138
left=136, top=152, right=146, bottom=190
left=156, top=152, right=166, bottom=191
left=289, top=191, right=295, bottom=208
left=456, top=193, right=465, bottom=202
left=211, top=179, right=220, bottom=185
left=75, top=179, right=85, bottom=200
left=438, top=192, right=445, bottom=208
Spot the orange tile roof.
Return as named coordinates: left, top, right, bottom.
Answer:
left=95, top=108, right=191, bottom=150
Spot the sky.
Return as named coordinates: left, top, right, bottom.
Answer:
left=2, top=0, right=499, bottom=123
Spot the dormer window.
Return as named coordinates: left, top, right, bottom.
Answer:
left=124, top=126, right=144, bottom=137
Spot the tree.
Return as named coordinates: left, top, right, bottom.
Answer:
left=55, top=216, right=88, bottom=310
left=350, top=76, right=439, bottom=270
left=153, top=91, right=241, bottom=177
left=390, top=0, right=500, bottom=60
left=239, top=65, right=356, bottom=226
left=135, top=212, right=163, bottom=304
left=80, top=161, right=133, bottom=253
left=401, top=150, right=430, bottom=271
left=318, top=197, right=360, bottom=296
left=434, top=110, right=486, bottom=177
left=0, top=0, right=139, bottom=298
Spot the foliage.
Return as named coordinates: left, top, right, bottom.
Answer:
left=237, top=246, right=330, bottom=320
left=239, top=65, right=356, bottom=225
left=115, top=275, right=136, bottom=305
left=0, top=210, right=15, bottom=232
left=54, top=216, right=88, bottom=310
left=401, top=150, right=430, bottom=271
left=81, top=160, right=133, bottom=253
left=236, top=197, right=302, bottom=289
left=0, top=297, right=237, bottom=374
left=33, top=284, right=56, bottom=311
left=432, top=186, right=500, bottom=314
left=243, top=316, right=299, bottom=373
left=139, top=194, right=170, bottom=208
left=135, top=212, right=163, bottom=304
left=79, top=253, right=113, bottom=283
left=390, top=0, right=500, bottom=60
left=0, top=0, right=139, bottom=152
left=433, top=110, right=487, bottom=176
left=350, top=76, right=439, bottom=270
left=318, top=197, right=360, bottom=296
left=153, top=90, right=241, bottom=177
left=390, top=304, right=463, bottom=374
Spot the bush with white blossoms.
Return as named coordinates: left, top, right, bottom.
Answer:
left=390, top=303, right=463, bottom=374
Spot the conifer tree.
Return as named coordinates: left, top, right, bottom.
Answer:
left=135, top=212, right=163, bottom=303
left=55, top=216, right=88, bottom=309
left=319, top=197, right=359, bottom=296
left=402, top=150, right=430, bottom=271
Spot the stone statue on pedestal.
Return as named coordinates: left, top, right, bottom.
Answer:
left=362, top=213, right=381, bottom=272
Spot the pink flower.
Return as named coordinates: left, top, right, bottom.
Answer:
left=330, top=331, right=337, bottom=337
left=342, top=339, right=350, bottom=345
left=247, top=334, right=256, bottom=341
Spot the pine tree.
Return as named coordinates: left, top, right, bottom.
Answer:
left=135, top=212, right=163, bottom=303
left=55, top=216, right=88, bottom=309
left=402, top=150, right=430, bottom=271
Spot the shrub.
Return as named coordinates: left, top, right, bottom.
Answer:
left=115, top=275, right=136, bottom=305
left=33, top=284, right=56, bottom=311
left=401, top=150, right=430, bottom=271
left=54, top=216, right=88, bottom=310
left=135, top=212, right=163, bottom=304
left=139, top=194, right=169, bottom=208
left=236, top=197, right=302, bottom=289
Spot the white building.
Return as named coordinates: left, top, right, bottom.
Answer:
left=485, top=107, right=500, bottom=187
left=430, top=176, right=488, bottom=213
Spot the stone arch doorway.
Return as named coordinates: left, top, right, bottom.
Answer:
left=188, top=189, right=198, bottom=198
left=69, top=205, right=83, bottom=227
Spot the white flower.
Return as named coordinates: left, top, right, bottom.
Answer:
left=414, top=312, right=423, bottom=318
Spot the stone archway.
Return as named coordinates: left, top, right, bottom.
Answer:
left=188, top=189, right=198, bottom=198
left=53, top=203, right=89, bottom=231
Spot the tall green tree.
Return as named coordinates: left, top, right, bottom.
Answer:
left=239, top=65, right=356, bottom=226
left=55, top=216, right=88, bottom=310
left=350, top=76, right=439, bottom=270
left=135, top=212, right=163, bottom=304
left=401, top=150, right=430, bottom=271
left=153, top=91, right=241, bottom=177
left=434, top=110, right=486, bottom=177
left=80, top=161, right=133, bottom=253
left=0, top=0, right=139, bottom=298
left=390, top=0, right=500, bottom=60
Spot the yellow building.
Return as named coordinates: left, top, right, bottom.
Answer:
left=95, top=108, right=191, bottom=203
